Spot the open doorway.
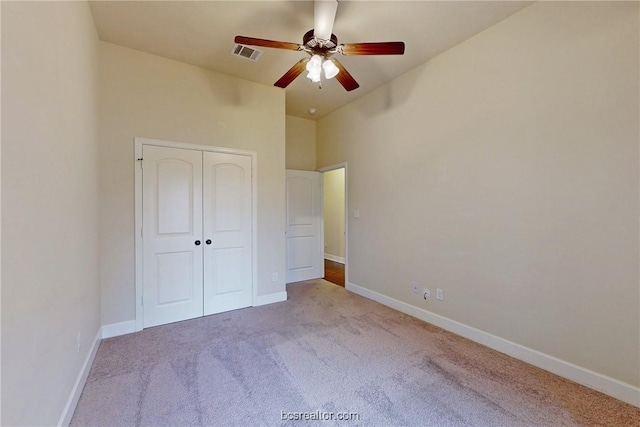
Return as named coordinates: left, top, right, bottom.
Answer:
left=320, top=164, right=346, bottom=287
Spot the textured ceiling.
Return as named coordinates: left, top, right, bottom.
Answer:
left=89, top=1, right=533, bottom=120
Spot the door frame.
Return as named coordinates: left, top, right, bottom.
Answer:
left=318, top=162, right=348, bottom=286
left=134, top=137, right=258, bottom=332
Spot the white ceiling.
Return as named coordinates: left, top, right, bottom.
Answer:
left=89, top=1, right=533, bottom=120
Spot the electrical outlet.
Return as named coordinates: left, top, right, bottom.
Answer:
left=423, top=289, right=430, bottom=299
left=272, top=273, right=279, bottom=282
left=412, top=283, right=419, bottom=294
left=436, top=288, right=444, bottom=301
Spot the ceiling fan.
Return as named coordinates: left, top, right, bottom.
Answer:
left=234, top=0, right=405, bottom=91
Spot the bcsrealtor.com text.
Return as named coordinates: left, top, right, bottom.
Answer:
left=281, top=410, right=361, bottom=422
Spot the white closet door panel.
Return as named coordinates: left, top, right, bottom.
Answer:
left=287, top=236, right=314, bottom=270
left=143, top=145, right=203, bottom=328
left=203, top=152, right=252, bottom=315
left=156, top=160, right=195, bottom=234
left=212, top=247, right=244, bottom=293
left=156, top=251, right=195, bottom=304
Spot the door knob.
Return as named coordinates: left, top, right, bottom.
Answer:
left=206, top=239, right=212, bottom=245
left=195, top=240, right=201, bottom=246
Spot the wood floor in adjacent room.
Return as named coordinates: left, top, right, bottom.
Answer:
left=72, top=280, right=640, bottom=426
left=324, top=258, right=345, bottom=286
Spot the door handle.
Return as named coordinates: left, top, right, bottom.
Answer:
left=206, top=239, right=212, bottom=245
left=195, top=240, right=201, bottom=246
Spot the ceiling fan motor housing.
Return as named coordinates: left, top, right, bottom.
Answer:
left=303, top=29, right=338, bottom=54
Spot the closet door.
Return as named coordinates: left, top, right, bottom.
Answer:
left=203, top=152, right=253, bottom=315
left=142, top=146, right=204, bottom=328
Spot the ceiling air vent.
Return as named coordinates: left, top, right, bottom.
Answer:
left=231, top=44, right=263, bottom=62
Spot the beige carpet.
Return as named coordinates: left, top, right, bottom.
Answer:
left=72, top=280, right=639, bottom=426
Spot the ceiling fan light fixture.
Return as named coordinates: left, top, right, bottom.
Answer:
left=306, top=54, right=323, bottom=82
left=306, top=54, right=322, bottom=72
left=322, top=59, right=339, bottom=79
left=307, top=70, right=321, bottom=83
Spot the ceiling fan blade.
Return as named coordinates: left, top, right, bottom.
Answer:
left=331, top=59, right=359, bottom=92
left=314, top=0, right=338, bottom=41
left=274, top=58, right=309, bottom=89
left=341, top=42, right=405, bottom=56
left=235, top=36, right=301, bottom=51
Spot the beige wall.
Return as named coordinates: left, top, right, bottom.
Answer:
left=99, top=42, right=286, bottom=326
left=1, top=2, right=101, bottom=425
left=317, top=1, right=639, bottom=387
left=323, top=168, right=345, bottom=260
left=286, top=115, right=316, bottom=171
left=317, top=117, right=344, bottom=170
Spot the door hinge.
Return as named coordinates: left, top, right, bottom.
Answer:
left=137, top=158, right=143, bottom=168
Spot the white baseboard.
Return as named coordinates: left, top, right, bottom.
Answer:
left=324, top=253, right=345, bottom=264
left=254, top=291, right=287, bottom=306
left=101, top=296, right=290, bottom=338
left=58, top=330, right=101, bottom=426
left=101, top=320, right=136, bottom=339
left=346, top=281, right=640, bottom=408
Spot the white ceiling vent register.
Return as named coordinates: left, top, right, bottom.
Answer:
left=232, top=44, right=263, bottom=62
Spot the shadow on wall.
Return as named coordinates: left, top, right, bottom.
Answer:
left=203, top=69, right=243, bottom=106
left=354, top=61, right=425, bottom=118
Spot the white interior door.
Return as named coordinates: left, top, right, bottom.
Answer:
left=286, top=170, right=323, bottom=283
left=142, top=145, right=204, bottom=328
left=203, top=152, right=253, bottom=315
